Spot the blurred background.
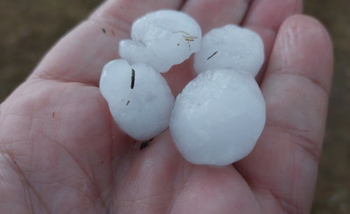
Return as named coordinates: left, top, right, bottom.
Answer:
left=0, top=0, right=349, bottom=213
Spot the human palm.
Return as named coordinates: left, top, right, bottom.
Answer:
left=0, top=0, right=333, bottom=213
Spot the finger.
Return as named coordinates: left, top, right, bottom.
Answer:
left=242, top=0, right=303, bottom=83
left=182, top=0, right=252, bottom=34
left=236, top=15, right=333, bottom=213
left=30, top=0, right=185, bottom=86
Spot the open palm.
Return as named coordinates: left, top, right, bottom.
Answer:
left=0, top=0, right=333, bottom=213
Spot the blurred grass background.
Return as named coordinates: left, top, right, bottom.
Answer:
left=0, top=0, right=349, bottom=213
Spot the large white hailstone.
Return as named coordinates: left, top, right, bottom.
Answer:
left=170, top=69, right=266, bottom=166
left=100, top=59, right=175, bottom=141
left=119, top=10, right=202, bottom=73
left=194, top=25, right=264, bottom=77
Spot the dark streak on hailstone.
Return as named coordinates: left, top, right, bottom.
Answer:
left=131, top=69, right=135, bottom=89
left=207, top=51, right=218, bottom=60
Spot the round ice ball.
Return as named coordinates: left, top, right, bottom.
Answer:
left=100, top=59, right=175, bottom=141
left=170, top=69, right=266, bottom=166
left=119, top=10, right=202, bottom=73
left=194, top=25, right=264, bottom=77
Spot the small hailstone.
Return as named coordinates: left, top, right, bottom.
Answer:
left=170, top=69, right=266, bottom=166
left=194, top=25, right=264, bottom=77
left=100, top=59, right=175, bottom=141
left=119, top=10, right=202, bottom=73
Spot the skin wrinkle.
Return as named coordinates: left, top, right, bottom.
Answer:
left=125, top=192, right=174, bottom=207
left=114, top=163, right=169, bottom=212
left=1, top=151, right=52, bottom=214
left=245, top=169, right=298, bottom=214
left=245, top=131, right=319, bottom=214
left=98, top=111, right=118, bottom=213
left=246, top=153, right=305, bottom=214
left=36, top=181, right=105, bottom=212
left=34, top=129, right=97, bottom=192
left=0, top=152, right=24, bottom=208
left=0, top=98, right=41, bottom=213
left=247, top=128, right=319, bottom=213
left=175, top=166, right=260, bottom=214
left=267, top=142, right=314, bottom=214
left=178, top=0, right=188, bottom=10
left=164, top=158, right=189, bottom=214
left=112, top=135, right=182, bottom=213
left=24, top=178, right=35, bottom=214
left=164, top=156, right=199, bottom=213
left=30, top=130, right=108, bottom=212
left=31, top=71, right=98, bottom=88
left=112, top=153, right=141, bottom=212
left=264, top=122, right=321, bottom=163
left=161, top=141, right=194, bottom=212
left=268, top=189, right=299, bottom=214
left=240, top=0, right=254, bottom=25
left=1, top=142, right=61, bottom=213
left=167, top=170, right=197, bottom=214
left=27, top=99, right=36, bottom=197
left=270, top=70, right=329, bottom=96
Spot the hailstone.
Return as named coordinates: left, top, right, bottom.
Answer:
left=119, top=10, right=202, bottom=73
left=170, top=69, right=266, bottom=166
left=100, top=59, right=175, bottom=141
left=194, top=25, right=264, bottom=77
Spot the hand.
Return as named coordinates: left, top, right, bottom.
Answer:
left=0, top=0, right=333, bottom=213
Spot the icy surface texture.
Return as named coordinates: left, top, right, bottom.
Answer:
left=170, top=69, right=266, bottom=166
left=194, top=25, right=264, bottom=77
left=119, top=10, right=202, bottom=73
left=100, top=59, right=175, bottom=141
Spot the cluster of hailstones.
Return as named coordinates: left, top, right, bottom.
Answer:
left=100, top=10, right=266, bottom=166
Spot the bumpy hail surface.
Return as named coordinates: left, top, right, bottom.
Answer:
left=100, top=59, right=175, bottom=141
left=119, top=10, right=202, bottom=73
left=194, top=25, right=264, bottom=77
left=170, top=69, right=266, bottom=166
